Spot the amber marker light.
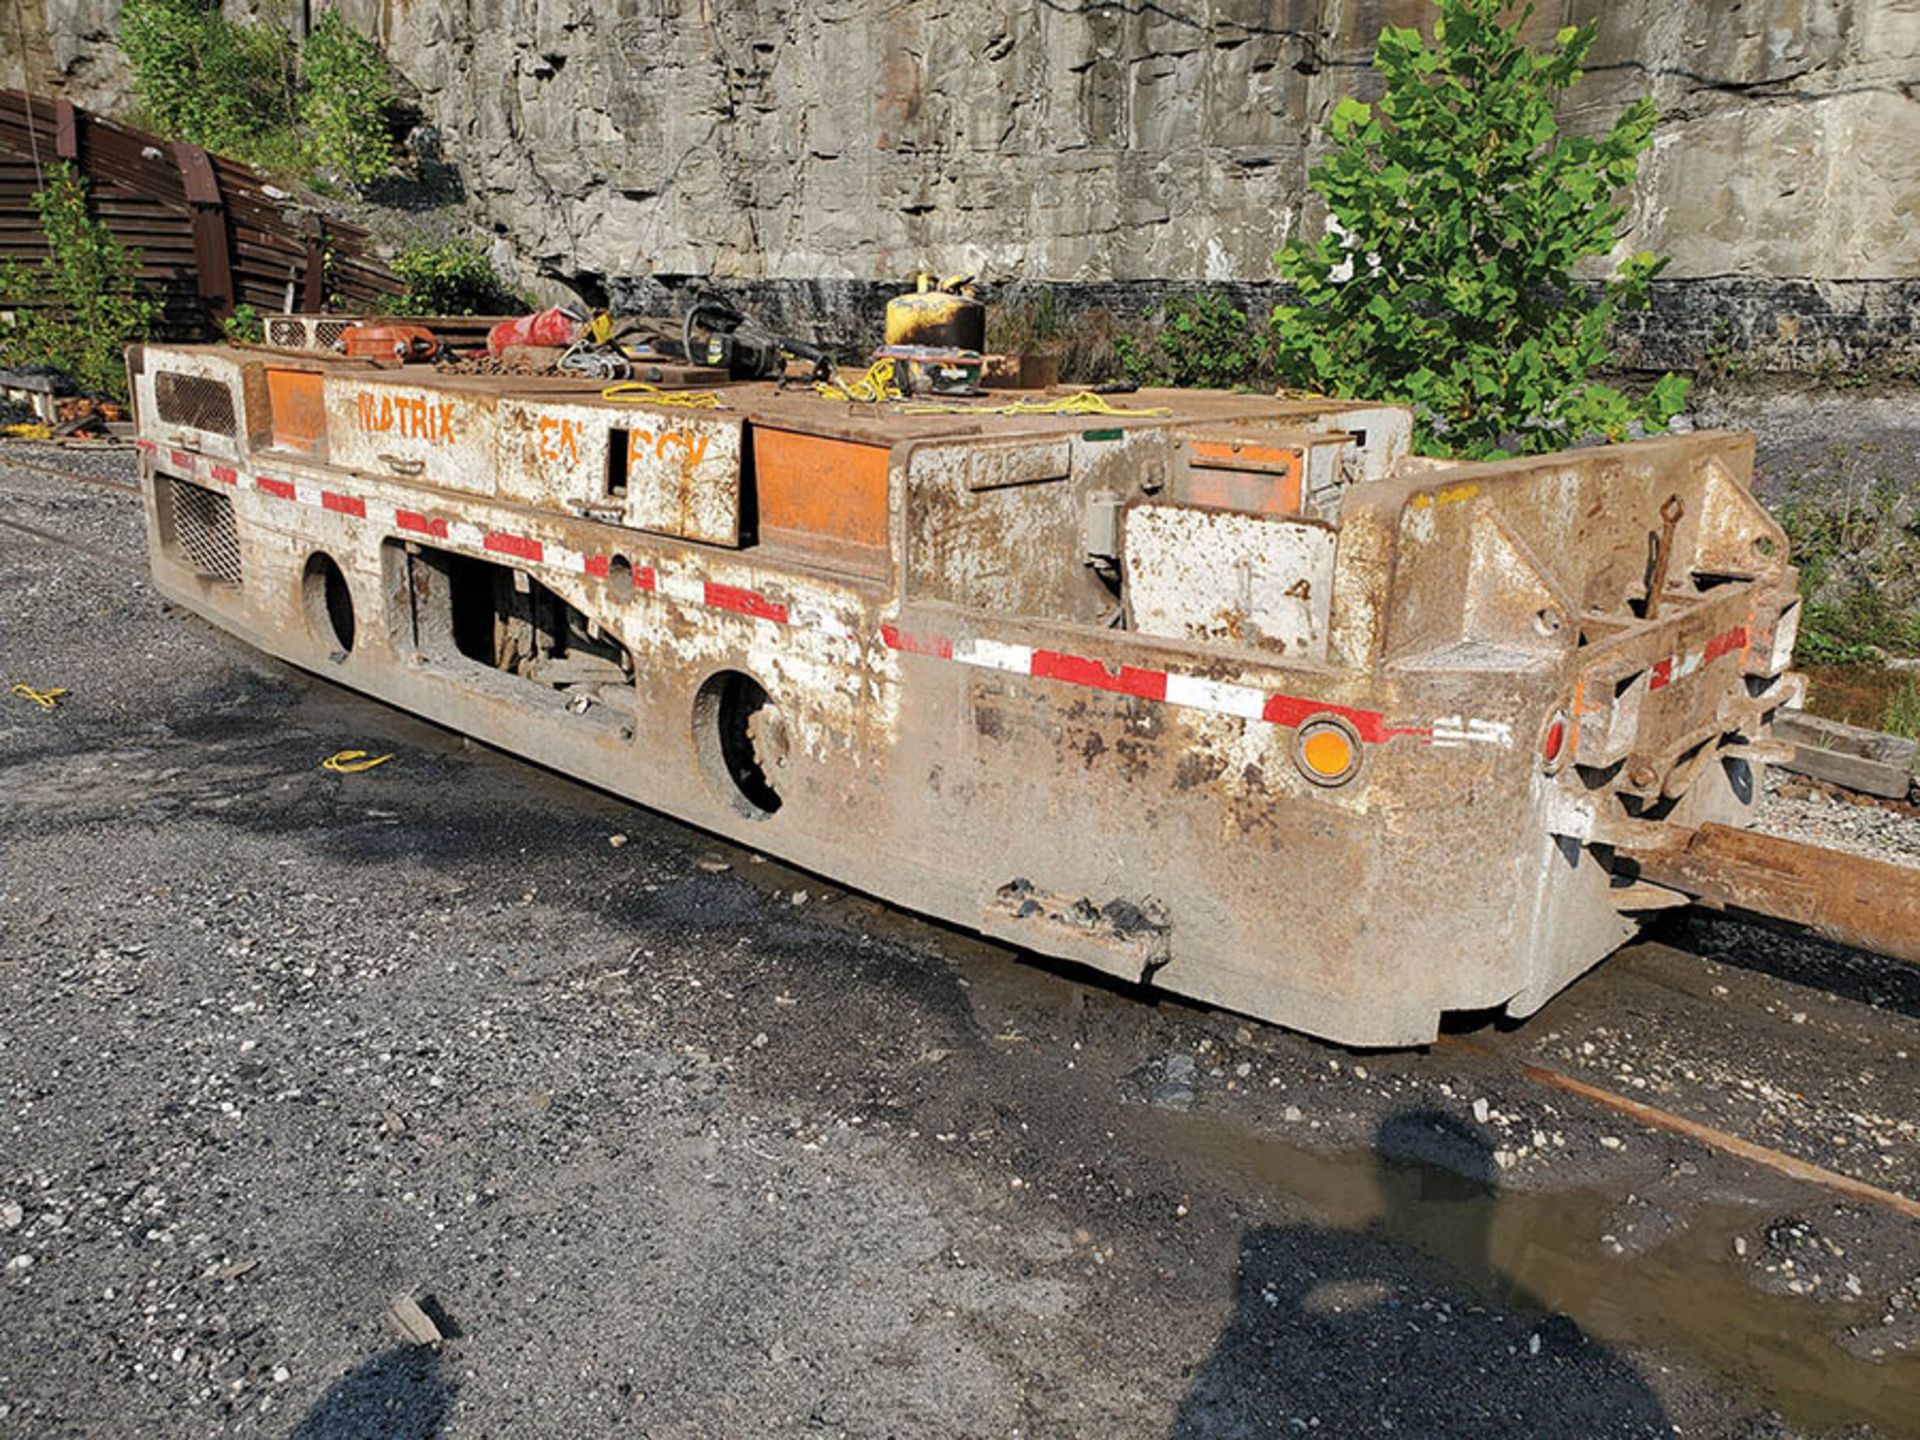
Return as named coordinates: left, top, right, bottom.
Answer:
left=1293, top=716, right=1361, bottom=786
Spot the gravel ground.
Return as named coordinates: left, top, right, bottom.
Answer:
left=1759, top=774, right=1920, bottom=870
left=1689, top=381, right=1920, bottom=510
left=3, top=436, right=1919, bottom=1439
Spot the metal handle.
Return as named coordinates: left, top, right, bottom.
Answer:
left=1644, top=493, right=1685, bottom=620
left=377, top=453, right=425, bottom=476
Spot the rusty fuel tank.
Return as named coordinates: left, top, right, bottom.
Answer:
left=884, top=274, right=986, bottom=352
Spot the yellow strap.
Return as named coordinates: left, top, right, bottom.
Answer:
left=814, top=358, right=902, bottom=405
left=898, top=391, right=1173, bottom=419
left=2, top=423, right=54, bottom=441
left=321, top=749, right=394, bottom=774
left=10, top=683, right=67, bottom=708
left=601, top=382, right=726, bottom=410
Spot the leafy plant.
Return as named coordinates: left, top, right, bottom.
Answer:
left=1270, top=0, right=1690, bottom=458
left=222, top=302, right=264, bottom=343
left=386, top=241, right=523, bottom=316
left=0, top=164, right=159, bottom=401
left=299, top=9, right=394, bottom=187
left=119, top=0, right=302, bottom=172
left=120, top=0, right=392, bottom=189
left=1116, top=293, right=1271, bottom=389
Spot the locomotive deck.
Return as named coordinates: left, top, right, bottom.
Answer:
left=130, top=342, right=1803, bottom=1043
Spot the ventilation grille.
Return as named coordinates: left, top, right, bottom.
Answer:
left=154, top=372, right=236, bottom=437
left=259, top=316, right=357, bottom=353
left=170, top=479, right=243, bottom=585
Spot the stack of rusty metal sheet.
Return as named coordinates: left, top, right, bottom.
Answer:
left=0, top=90, right=399, bottom=335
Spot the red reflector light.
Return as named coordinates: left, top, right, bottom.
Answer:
left=1541, top=712, right=1570, bottom=771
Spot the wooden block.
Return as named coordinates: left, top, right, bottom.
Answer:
left=1773, top=712, right=1916, bottom=798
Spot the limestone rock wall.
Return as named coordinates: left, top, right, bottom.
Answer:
left=7, top=0, right=1918, bottom=365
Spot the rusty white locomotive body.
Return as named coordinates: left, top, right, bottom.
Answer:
left=131, top=342, right=1800, bottom=1045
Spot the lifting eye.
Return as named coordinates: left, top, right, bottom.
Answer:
left=1293, top=716, right=1361, bottom=787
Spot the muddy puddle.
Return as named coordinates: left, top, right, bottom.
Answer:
left=1144, top=1101, right=1920, bottom=1434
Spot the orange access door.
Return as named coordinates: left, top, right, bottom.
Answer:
left=1184, top=436, right=1305, bottom=515
left=751, top=428, right=892, bottom=568
left=265, top=367, right=328, bottom=457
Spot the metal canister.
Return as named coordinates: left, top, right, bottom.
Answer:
left=885, top=273, right=985, bottom=353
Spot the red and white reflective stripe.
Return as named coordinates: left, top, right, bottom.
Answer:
left=880, top=626, right=1457, bottom=746
left=1648, top=624, right=1748, bottom=691
left=158, top=451, right=1507, bottom=748
left=235, top=467, right=818, bottom=636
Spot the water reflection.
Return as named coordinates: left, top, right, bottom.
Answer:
left=1171, top=1109, right=1670, bottom=1438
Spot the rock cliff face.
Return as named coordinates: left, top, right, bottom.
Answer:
left=8, top=0, right=1918, bottom=366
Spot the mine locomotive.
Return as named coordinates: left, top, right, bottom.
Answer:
left=131, top=320, right=1801, bottom=1045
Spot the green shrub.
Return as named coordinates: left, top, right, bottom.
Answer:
left=299, top=10, right=394, bottom=186
left=0, top=164, right=159, bottom=401
left=1115, top=294, right=1270, bottom=390
left=1270, top=0, right=1689, bottom=458
left=119, top=0, right=393, bottom=189
left=222, top=302, right=264, bottom=344
left=387, top=241, right=522, bottom=316
left=119, top=0, right=301, bottom=172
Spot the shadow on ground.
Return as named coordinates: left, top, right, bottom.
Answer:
left=1171, top=1109, right=1670, bottom=1439
left=288, top=1346, right=457, bottom=1440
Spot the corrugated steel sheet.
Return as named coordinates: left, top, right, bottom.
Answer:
left=0, top=90, right=400, bottom=335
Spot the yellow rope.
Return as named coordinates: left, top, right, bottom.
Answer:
left=601, top=382, right=726, bottom=410
left=321, top=749, right=394, bottom=774
left=898, top=390, right=1173, bottom=419
left=10, top=683, right=66, bottom=708
left=814, top=358, right=902, bottom=404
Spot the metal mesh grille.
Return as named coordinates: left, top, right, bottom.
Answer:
left=169, top=479, right=243, bottom=585
left=315, top=320, right=350, bottom=351
left=266, top=316, right=309, bottom=348
left=154, top=372, right=236, bottom=437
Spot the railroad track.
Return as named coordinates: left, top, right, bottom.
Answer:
left=2, top=461, right=1917, bottom=1225
left=0, top=450, right=143, bottom=569
left=0, top=448, right=142, bottom=497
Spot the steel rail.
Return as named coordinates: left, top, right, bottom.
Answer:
left=1438, top=1033, right=1920, bottom=1221
left=0, top=449, right=142, bottom=495
left=0, top=510, right=139, bottom=569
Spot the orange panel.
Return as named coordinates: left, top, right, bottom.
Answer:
left=752, top=427, right=891, bottom=554
left=1187, top=466, right=1304, bottom=516
left=1188, top=438, right=1303, bottom=476
left=266, top=368, right=327, bottom=456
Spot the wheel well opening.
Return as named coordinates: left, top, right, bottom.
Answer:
left=302, top=552, right=355, bottom=657
left=693, top=669, right=785, bottom=819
